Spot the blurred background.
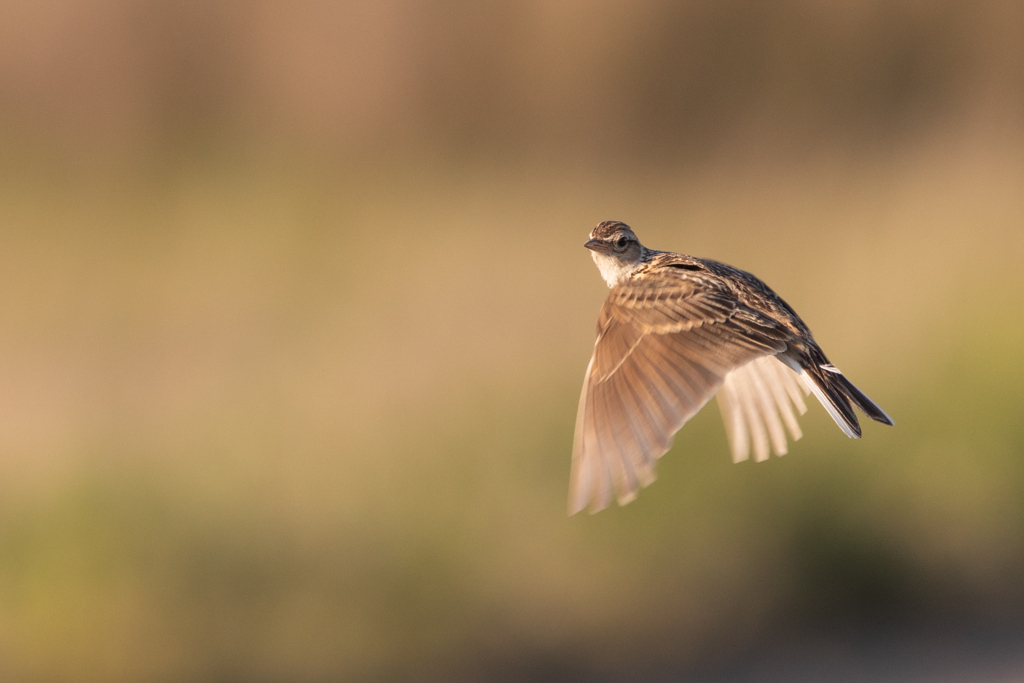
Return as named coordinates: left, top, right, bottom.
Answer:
left=0, top=1, right=1023, bottom=681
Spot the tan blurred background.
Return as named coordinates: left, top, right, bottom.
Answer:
left=1, top=1, right=1023, bottom=681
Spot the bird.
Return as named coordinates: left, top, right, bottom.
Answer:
left=570, top=220, right=893, bottom=515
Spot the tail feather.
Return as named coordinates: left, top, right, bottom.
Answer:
left=834, top=372, right=894, bottom=426
left=802, top=367, right=862, bottom=438
left=780, top=354, right=893, bottom=438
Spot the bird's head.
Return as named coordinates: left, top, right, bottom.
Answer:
left=585, top=220, right=644, bottom=287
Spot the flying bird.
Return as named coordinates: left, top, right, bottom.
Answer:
left=570, top=220, right=893, bottom=514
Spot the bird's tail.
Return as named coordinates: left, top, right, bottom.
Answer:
left=781, top=353, right=893, bottom=438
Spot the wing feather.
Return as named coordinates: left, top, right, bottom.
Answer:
left=716, top=355, right=814, bottom=465
left=570, top=278, right=795, bottom=514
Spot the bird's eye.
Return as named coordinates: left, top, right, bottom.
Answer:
left=615, top=237, right=628, bottom=250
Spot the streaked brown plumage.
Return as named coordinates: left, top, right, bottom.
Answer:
left=570, top=220, right=893, bottom=515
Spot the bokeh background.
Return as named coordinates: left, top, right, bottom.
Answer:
left=1, top=1, right=1023, bottom=681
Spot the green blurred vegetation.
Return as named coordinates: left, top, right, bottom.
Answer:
left=0, top=2, right=1023, bottom=681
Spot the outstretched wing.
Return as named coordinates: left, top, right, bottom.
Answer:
left=569, top=275, right=794, bottom=514
left=715, top=354, right=811, bottom=464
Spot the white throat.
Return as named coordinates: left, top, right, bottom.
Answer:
left=591, top=251, right=637, bottom=288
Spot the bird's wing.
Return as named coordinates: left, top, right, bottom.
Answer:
left=715, top=354, right=811, bottom=464
left=569, top=275, right=794, bottom=514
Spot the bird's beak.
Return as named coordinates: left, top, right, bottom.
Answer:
left=584, top=238, right=605, bottom=252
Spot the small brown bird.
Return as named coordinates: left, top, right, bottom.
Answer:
left=570, top=221, right=893, bottom=514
